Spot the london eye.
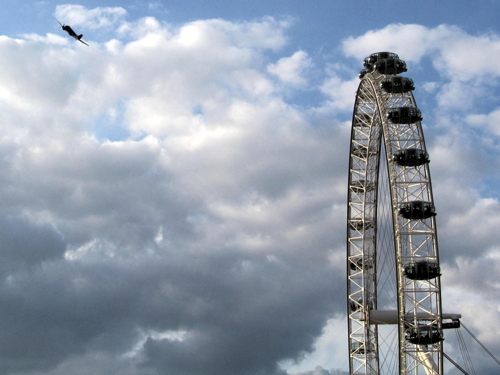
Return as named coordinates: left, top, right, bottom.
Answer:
left=346, top=52, right=461, bottom=375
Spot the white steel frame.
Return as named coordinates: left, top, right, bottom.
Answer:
left=347, top=69, right=443, bottom=375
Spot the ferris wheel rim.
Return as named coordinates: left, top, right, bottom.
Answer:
left=347, top=52, right=444, bottom=375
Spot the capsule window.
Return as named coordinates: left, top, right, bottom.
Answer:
left=387, top=107, right=423, bottom=124
left=393, top=148, right=430, bottom=167
left=404, top=261, right=441, bottom=280
left=398, top=201, right=436, bottom=220
left=405, top=326, right=443, bottom=346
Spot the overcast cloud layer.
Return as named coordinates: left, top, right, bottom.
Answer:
left=0, top=4, right=499, bottom=375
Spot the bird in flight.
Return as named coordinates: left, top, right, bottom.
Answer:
left=56, top=18, right=89, bottom=46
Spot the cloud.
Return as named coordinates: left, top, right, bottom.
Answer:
left=0, top=216, right=65, bottom=273
left=342, top=23, right=433, bottom=63
left=55, top=4, right=127, bottom=29
left=466, top=108, right=500, bottom=137
left=289, top=365, right=348, bottom=375
left=343, top=23, right=500, bottom=82
left=319, top=66, right=359, bottom=112
left=148, top=2, right=168, bottom=14
left=268, top=51, right=313, bottom=87
left=0, top=11, right=342, bottom=375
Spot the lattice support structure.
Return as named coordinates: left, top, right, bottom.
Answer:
left=347, top=53, right=443, bottom=375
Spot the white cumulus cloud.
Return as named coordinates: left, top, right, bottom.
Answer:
left=268, top=50, right=313, bottom=87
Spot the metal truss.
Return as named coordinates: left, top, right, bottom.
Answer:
left=347, top=59, right=443, bottom=375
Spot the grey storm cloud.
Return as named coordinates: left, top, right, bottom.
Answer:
left=0, top=243, right=339, bottom=374
left=0, top=217, right=65, bottom=269
left=0, top=8, right=345, bottom=375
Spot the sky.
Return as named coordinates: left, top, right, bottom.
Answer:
left=1, top=1, right=500, bottom=374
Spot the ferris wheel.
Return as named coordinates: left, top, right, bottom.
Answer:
left=346, top=52, right=461, bottom=375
